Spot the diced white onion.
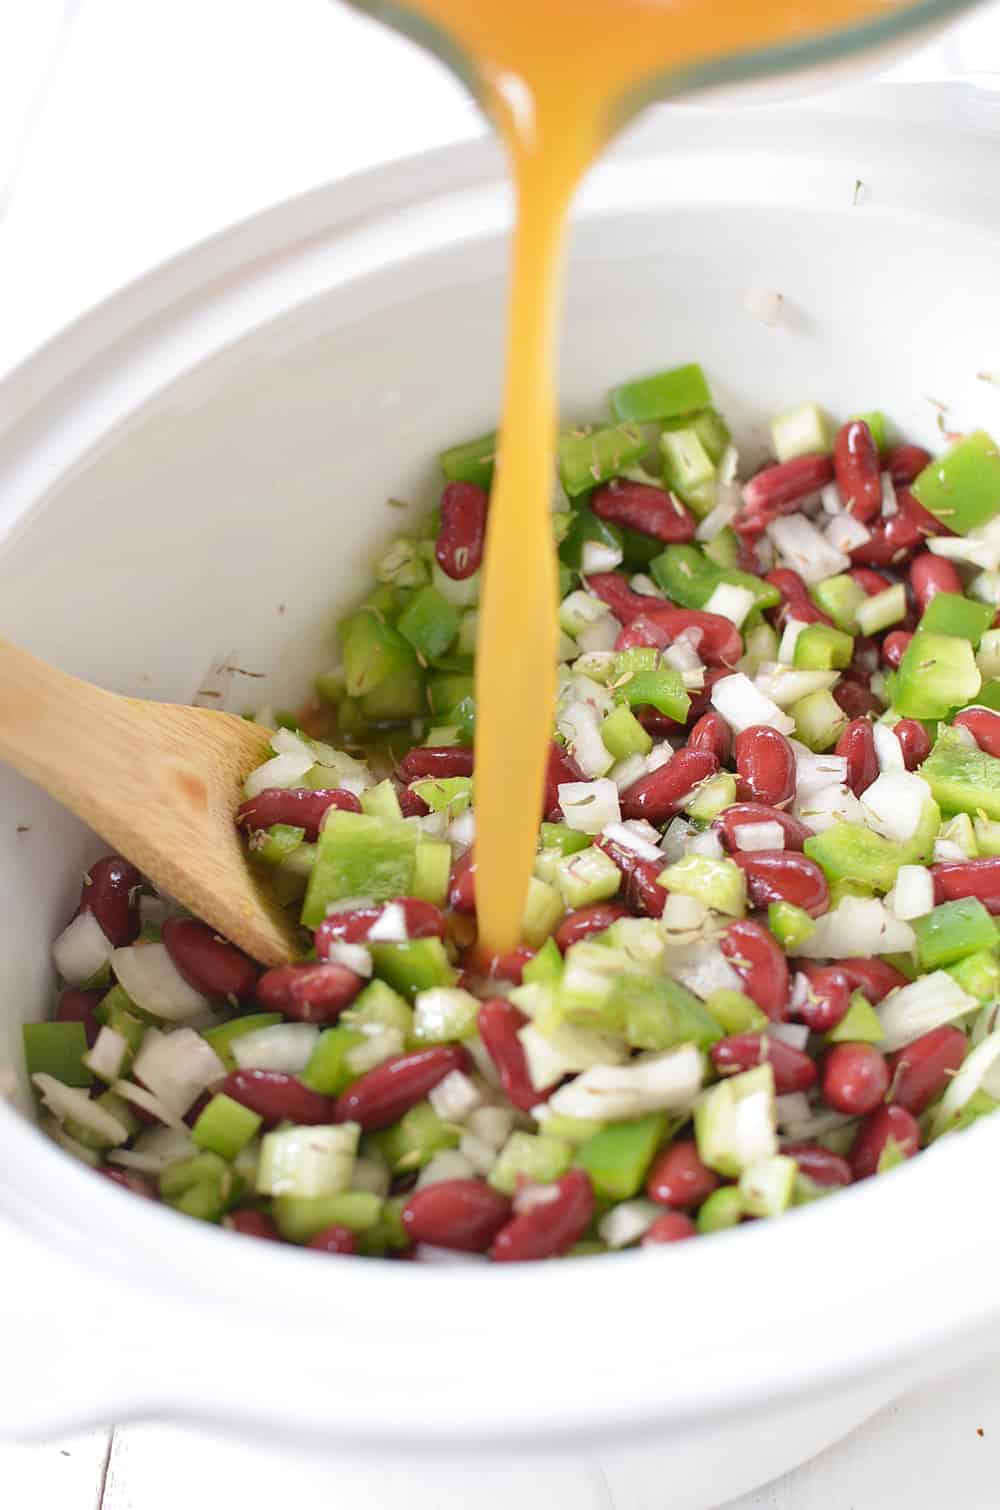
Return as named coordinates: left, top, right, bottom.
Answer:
left=519, top=1022, right=626, bottom=1091
left=446, top=811, right=476, bottom=850
left=873, top=722, right=905, bottom=772
left=53, top=911, right=114, bottom=986
left=860, top=772, right=932, bottom=843
left=878, top=972, right=977, bottom=1053
left=733, top=821, right=785, bottom=852
left=695, top=492, right=740, bottom=541
left=113, top=1077, right=186, bottom=1129
left=792, top=744, right=848, bottom=797
left=132, top=1027, right=226, bottom=1117
left=824, top=513, right=871, bottom=555
left=609, top=754, right=649, bottom=793
left=792, top=896, right=915, bottom=959
left=559, top=778, right=621, bottom=834
left=778, top=619, right=809, bottom=666
left=576, top=614, right=621, bottom=654
left=83, top=1027, right=129, bottom=1083
left=108, top=1124, right=195, bottom=1174
left=345, top=1026, right=405, bottom=1074
left=582, top=540, right=623, bottom=573
left=601, top=821, right=663, bottom=863
left=881, top=473, right=898, bottom=517
left=32, top=1074, right=130, bottom=1145
left=429, top=1070, right=483, bottom=1123
left=459, top=1130, right=499, bottom=1176
left=548, top=1044, right=704, bottom=1120
left=820, top=482, right=844, bottom=516
left=685, top=828, right=724, bottom=860
left=629, top=574, right=664, bottom=598
left=413, top=1245, right=489, bottom=1265
left=711, top=673, right=795, bottom=736
left=558, top=700, right=614, bottom=778
left=415, top=1150, right=477, bottom=1189
left=466, top=1104, right=515, bottom=1149
left=324, top=941, right=373, bottom=977
left=768, top=1022, right=810, bottom=1051
left=704, top=582, right=756, bottom=628
left=366, top=902, right=408, bottom=943
left=754, top=663, right=839, bottom=709
left=766, top=516, right=849, bottom=586
left=661, top=892, right=710, bottom=934
left=888, top=864, right=935, bottom=921
left=110, top=942, right=210, bottom=1022
left=244, top=750, right=314, bottom=798
left=232, top=1022, right=319, bottom=1074
left=669, top=943, right=744, bottom=999
left=929, top=1029, right=1000, bottom=1139
left=599, top=1199, right=660, bottom=1249
left=646, top=742, right=675, bottom=773
left=794, top=781, right=866, bottom=834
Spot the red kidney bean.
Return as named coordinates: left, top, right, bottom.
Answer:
left=615, top=615, right=672, bottom=653
left=848, top=568, right=891, bottom=597
left=833, top=673, right=880, bottom=722
left=822, top=1043, right=890, bottom=1115
left=645, top=1139, right=719, bottom=1210
left=932, top=857, right=1000, bottom=914
left=910, top=552, right=962, bottom=613
left=887, top=1026, right=967, bottom=1116
left=835, top=718, right=878, bottom=797
left=731, top=851, right=830, bottom=917
left=595, top=837, right=667, bottom=917
left=162, top=918, right=258, bottom=1003
left=893, top=718, right=931, bottom=770
left=449, top=849, right=477, bottom=913
left=436, top=481, right=487, bottom=580
left=256, top=961, right=363, bottom=1024
left=782, top=1143, right=852, bottom=1187
left=56, top=988, right=102, bottom=1048
left=632, top=606, right=743, bottom=668
left=885, top=443, right=932, bottom=487
left=316, top=898, right=447, bottom=952
left=489, top=1169, right=594, bottom=1262
left=851, top=488, right=950, bottom=568
left=711, top=1033, right=818, bottom=1094
left=838, top=958, right=909, bottom=1005
left=954, top=707, right=1000, bottom=758
left=793, top=964, right=851, bottom=1033
left=687, top=712, right=731, bottom=765
left=554, top=902, right=629, bottom=952
left=468, top=946, right=536, bottom=984
left=403, top=1179, right=512, bottom=1253
left=398, top=745, right=475, bottom=781
left=224, top=1070, right=337, bottom=1128
left=100, top=1169, right=158, bottom=1199
left=850, top=1103, right=920, bottom=1180
left=78, top=855, right=142, bottom=947
left=765, top=568, right=832, bottom=629
left=586, top=572, right=656, bottom=623
left=398, top=785, right=431, bottom=818
left=183, top=1091, right=212, bottom=1129
left=308, top=1225, right=359, bottom=1255
left=544, top=741, right=585, bottom=822
left=834, top=420, right=882, bottom=523
left=334, top=1046, right=467, bottom=1131
left=591, top=479, right=695, bottom=542
left=225, top=1209, right=283, bottom=1241
left=236, top=787, right=360, bottom=841
left=734, top=726, right=795, bottom=807
left=737, top=454, right=835, bottom=534
left=641, top=1212, right=698, bottom=1245
left=881, top=630, right=912, bottom=669
left=715, top=803, right=810, bottom=853
left=620, top=749, right=719, bottom=823
left=737, top=532, right=763, bottom=575
left=477, top=998, right=551, bottom=1113
left=720, top=919, right=789, bottom=1021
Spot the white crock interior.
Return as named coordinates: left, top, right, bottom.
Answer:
left=1, top=82, right=1000, bottom=1448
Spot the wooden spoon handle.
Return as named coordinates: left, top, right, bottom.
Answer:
left=0, top=637, right=118, bottom=811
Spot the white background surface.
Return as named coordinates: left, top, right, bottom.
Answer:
left=1, top=1, right=1000, bottom=1505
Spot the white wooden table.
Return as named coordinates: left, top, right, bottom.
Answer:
left=1, top=2, right=999, bottom=1504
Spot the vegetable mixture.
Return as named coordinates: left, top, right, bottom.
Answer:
left=32, top=365, right=1000, bottom=1261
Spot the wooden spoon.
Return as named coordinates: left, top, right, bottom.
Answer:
left=0, top=638, right=299, bottom=965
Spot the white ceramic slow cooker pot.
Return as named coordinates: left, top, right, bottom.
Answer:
left=1, top=79, right=1000, bottom=1510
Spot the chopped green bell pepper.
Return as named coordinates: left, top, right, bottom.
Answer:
left=369, top=1102, right=458, bottom=1174
left=921, top=727, right=1000, bottom=820
left=302, top=811, right=419, bottom=928
left=22, top=1022, right=91, bottom=1088
left=575, top=1113, right=668, bottom=1201
left=559, top=424, right=645, bottom=499
left=793, top=623, right=854, bottom=671
left=439, top=430, right=496, bottom=490
left=912, top=430, right=1000, bottom=534
left=649, top=544, right=779, bottom=615
left=610, top=363, right=711, bottom=425
left=191, top=1093, right=262, bottom=1161
left=369, top=938, right=456, bottom=999
left=912, top=897, right=997, bottom=971
left=918, top=592, right=994, bottom=648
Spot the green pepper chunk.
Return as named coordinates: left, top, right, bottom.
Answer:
left=339, top=609, right=418, bottom=699
left=574, top=1113, right=668, bottom=1202
left=558, top=501, right=624, bottom=568
left=370, top=1102, right=458, bottom=1174
left=649, top=543, right=779, bottom=614
left=191, top=1094, right=262, bottom=1161
left=920, top=727, right=1000, bottom=821
left=202, top=1013, right=282, bottom=1073
left=396, top=586, right=460, bottom=661
left=917, top=592, right=994, bottom=648
left=825, top=991, right=884, bottom=1044
left=301, top=811, right=419, bottom=928
left=22, top=1022, right=91, bottom=1088
left=697, top=1186, right=744, bottom=1234
left=793, top=623, right=854, bottom=671
left=912, top=898, right=997, bottom=971
left=912, top=430, right=1000, bottom=534
left=369, top=938, right=456, bottom=999
left=610, top=363, right=711, bottom=424
left=439, top=431, right=496, bottom=490
left=613, top=647, right=690, bottom=723
left=893, top=632, right=981, bottom=720
left=946, top=949, right=1000, bottom=1003
left=607, top=973, right=722, bottom=1051
left=767, top=901, right=815, bottom=952
left=558, top=424, right=645, bottom=499
left=272, top=1191, right=382, bottom=1243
